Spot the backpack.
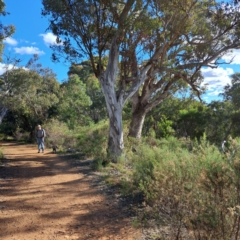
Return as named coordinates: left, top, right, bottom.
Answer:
left=42, top=129, right=46, bottom=137
left=37, top=129, right=46, bottom=138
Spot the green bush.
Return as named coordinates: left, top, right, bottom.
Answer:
left=77, top=120, right=108, bottom=160
left=156, top=115, right=174, bottom=138
left=13, top=128, right=31, bottom=142
left=119, top=136, right=240, bottom=239
left=43, top=119, right=77, bottom=150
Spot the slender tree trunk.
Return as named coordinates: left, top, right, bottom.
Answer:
left=128, top=92, right=148, bottom=138
left=128, top=90, right=170, bottom=138
left=128, top=109, right=147, bottom=138
left=100, top=75, right=124, bottom=162
left=107, top=105, right=124, bottom=162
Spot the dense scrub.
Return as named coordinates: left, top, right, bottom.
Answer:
left=127, top=137, right=240, bottom=239
left=91, top=134, right=240, bottom=239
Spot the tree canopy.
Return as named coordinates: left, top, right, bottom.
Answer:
left=0, top=57, right=60, bottom=140
left=0, top=0, right=15, bottom=59
left=42, top=0, right=240, bottom=160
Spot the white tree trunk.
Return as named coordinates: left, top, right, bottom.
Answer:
left=98, top=35, right=124, bottom=162
left=100, top=75, right=124, bottom=162
left=98, top=35, right=152, bottom=161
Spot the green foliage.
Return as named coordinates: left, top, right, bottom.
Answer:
left=42, top=0, right=240, bottom=160
left=0, top=1, right=15, bottom=60
left=144, top=97, right=210, bottom=140
left=0, top=58, right=60, bottom=141
left=43, top=119, right=76, bottom=149
left=77, top=120, right=108, bottom=160
left=132, top=145, right=160, bottom=202
left=90, top=158, right=104, bottom=171
left=206, top=100, right=234, bottom=144
left=143, top=95, right=239, bottom=146
left=102, top=135, right=240, bottom=238
left=0, top=110, right=17, bottom=136
left=58, top=74, right=92, bottom=129
left=222, top=73, right=240, bottom=109
left=156, top=115, right=174, bottom=139
left=67, top=62, right=107, bottom=123
left=177, top=103, right=208, bottom=140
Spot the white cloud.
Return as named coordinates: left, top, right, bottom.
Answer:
left=201, top=67, right=234, bottom=95
left=0, top=63, right=8, bottom=75
left=39, top=32, right=63, bottom=46
left=221, top=49, right=240, bottom=64
left=0, top=63, right=29, bottom=75
left=14, top=46, right=45, bottom=55
left=3, top=37, right=18, bottom=46
left=0, top=63, right=17, bottom=75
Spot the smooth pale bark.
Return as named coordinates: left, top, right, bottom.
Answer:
left=129, top=108, right=147, bottom=139
left=98, top=36, right=124, bottom=162
left=100, top=66, right=151, bottom=160
left=97, top=30, right=153, bottom=161
left=100, top=75, right=124, bottom=162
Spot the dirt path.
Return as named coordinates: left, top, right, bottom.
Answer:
left=0, top=142, right=142, bottom=240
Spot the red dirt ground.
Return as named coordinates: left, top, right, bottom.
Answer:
left=0, top=142, right=142, bottom=240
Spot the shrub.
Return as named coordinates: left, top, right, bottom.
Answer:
left=43, top=119, right=77, bottom=150
left=121, top=136, right=240, bottom=239
left=13, top=128, right=31, bottom=142
left=77, top=120, right=108, bottom=160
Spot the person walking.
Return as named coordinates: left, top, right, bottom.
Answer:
left=36, top=125, right=46, bottom=153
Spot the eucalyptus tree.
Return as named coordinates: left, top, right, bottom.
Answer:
left=0, top=58, right=60, bottom=140
left=42, top=0, right=240, bottom=161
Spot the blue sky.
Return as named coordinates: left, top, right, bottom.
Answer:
left=1, top=0, right=70, bottom=82
left=1, top=0, right=240, bottom=102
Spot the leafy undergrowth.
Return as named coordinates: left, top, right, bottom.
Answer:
left=95, top=136, right=240, bottom=240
